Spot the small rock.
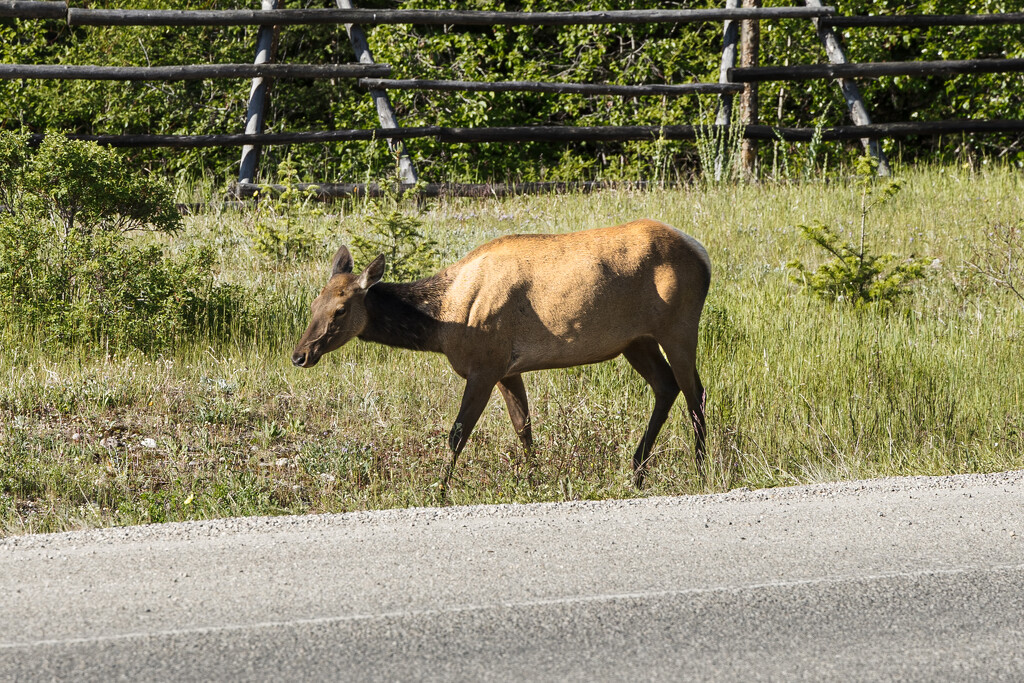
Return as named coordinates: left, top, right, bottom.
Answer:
left=140, top=438, right=157, bottom=449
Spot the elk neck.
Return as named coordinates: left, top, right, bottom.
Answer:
left=357, top=276, right=448, bottom=352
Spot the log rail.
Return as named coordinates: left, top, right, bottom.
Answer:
left=2, top=1, right=1023, bottom=188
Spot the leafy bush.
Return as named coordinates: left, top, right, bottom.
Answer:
left=0, top=133, right=245, bottom=352
left=27, top=139, right=181, bottom=237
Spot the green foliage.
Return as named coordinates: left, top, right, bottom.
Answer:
left=788, top=222, right=929, bottom=307
left=23, top=133, right=182, bottom=236
left=248, top=158, right=323, bottom=260
left=369, top=0, right=723, bottom=182
left=0, top=0, right=726, bottom=183
left=0, top=133, right=29, bottom=208
left=0, top=134, right=244, bottom=352
left=0, top=0, right=263, bottom=182
left=3, top=0, right=1023, bottom=183
left=837, top=0, right=1024, bottom=167
left=788, top=156, right=930, bottom=307
left=349, top=185, right=439, bottom=282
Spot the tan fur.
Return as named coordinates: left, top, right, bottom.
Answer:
left=293, top=219, right=711, bottom=489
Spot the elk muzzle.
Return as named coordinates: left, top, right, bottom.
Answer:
left=291, top=350, right=313, bottom=367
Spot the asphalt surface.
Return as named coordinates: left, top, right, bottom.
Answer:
left=2, top=471, right=1023, bottom=681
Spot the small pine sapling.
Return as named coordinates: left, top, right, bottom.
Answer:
left=249, top=158, right=322, bottom=260
left=349, top=182, right=438, bottom=283
left=788, top=156, right=930, bottom=308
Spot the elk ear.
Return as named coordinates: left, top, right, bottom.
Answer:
left=331, top=246, right=354, bottom=277
left=357, top=254, right=385, bottom=290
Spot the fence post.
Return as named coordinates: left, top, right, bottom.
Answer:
left=238, top=0, right=278, bottom=185
left=804, top=0, right=891, bottom=175
left=739, top=0, right=760, bottom=179
left=337, top=0, right=417, bottom=184
left=713, top=0, right=741, bottom=181
left=715, top=0, right=740, bottom=127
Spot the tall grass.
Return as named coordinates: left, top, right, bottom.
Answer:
left=1, top=164, right=1022, bottom=534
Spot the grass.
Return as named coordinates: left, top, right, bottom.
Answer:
left=2, top=164, right=1023, bottom=534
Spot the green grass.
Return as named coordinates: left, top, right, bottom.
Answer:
left=2, top=164, right=1023, bottom=534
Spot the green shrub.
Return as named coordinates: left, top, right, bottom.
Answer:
left=349, top=185, right=439, bottom=282
left=788, top=222, right=929, bottom=308
left=788, top=156, right=930, bottom=308
left=22, top=134, right=181, bottom=237
left=0, top=133, right=245, bottom=352
left=248, top=158, right=323, bottom=261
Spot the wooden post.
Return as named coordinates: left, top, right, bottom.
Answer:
left=825, top=12, right=1024, bottom=28
left=713, top=0, right=741, bottom=181
left=715, top=0, right=741, bottom=127
left=238, top=0, right=278, bottom=186
left=731, top=58, right=1024, bottom=81
left=0, top=0, right=66, bottom=19
left=804, top=0, right=890, bottom=175
left=0, top=63, right=388, bottom=80
left=47, top=120, right=1024, bottom=150
left=739, top=0, right=759, bottom=179
left=337, top=0, right=417, bottom=184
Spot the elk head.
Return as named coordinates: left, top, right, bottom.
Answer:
left=291, top=246, right=385, bottom=368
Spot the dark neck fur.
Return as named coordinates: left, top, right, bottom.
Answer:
left=358, top=277, right=446, bottom=352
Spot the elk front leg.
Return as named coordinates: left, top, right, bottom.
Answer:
left=443, top=375, right=498, bottom=488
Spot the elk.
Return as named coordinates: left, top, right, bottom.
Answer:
left=292, top=219, right=711, bottom=489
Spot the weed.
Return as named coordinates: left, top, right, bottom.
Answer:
left=694, top=112, right=746, bottom=184
left=966, top=220, right=1024, bottom=305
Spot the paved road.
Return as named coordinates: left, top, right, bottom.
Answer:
left=2, top=471, right=1023, bottom=681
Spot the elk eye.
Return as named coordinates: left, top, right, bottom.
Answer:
left=337, top=305, right=347, bottom=317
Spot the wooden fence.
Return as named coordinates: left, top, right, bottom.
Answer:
left=2, top=0, right=1023, bottom=195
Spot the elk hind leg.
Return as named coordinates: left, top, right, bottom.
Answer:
left=660, top=336, right=707, bottom=478
left=497, top=374, right=533, bottom=452
left=623, top=338, right=680, bottom=488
